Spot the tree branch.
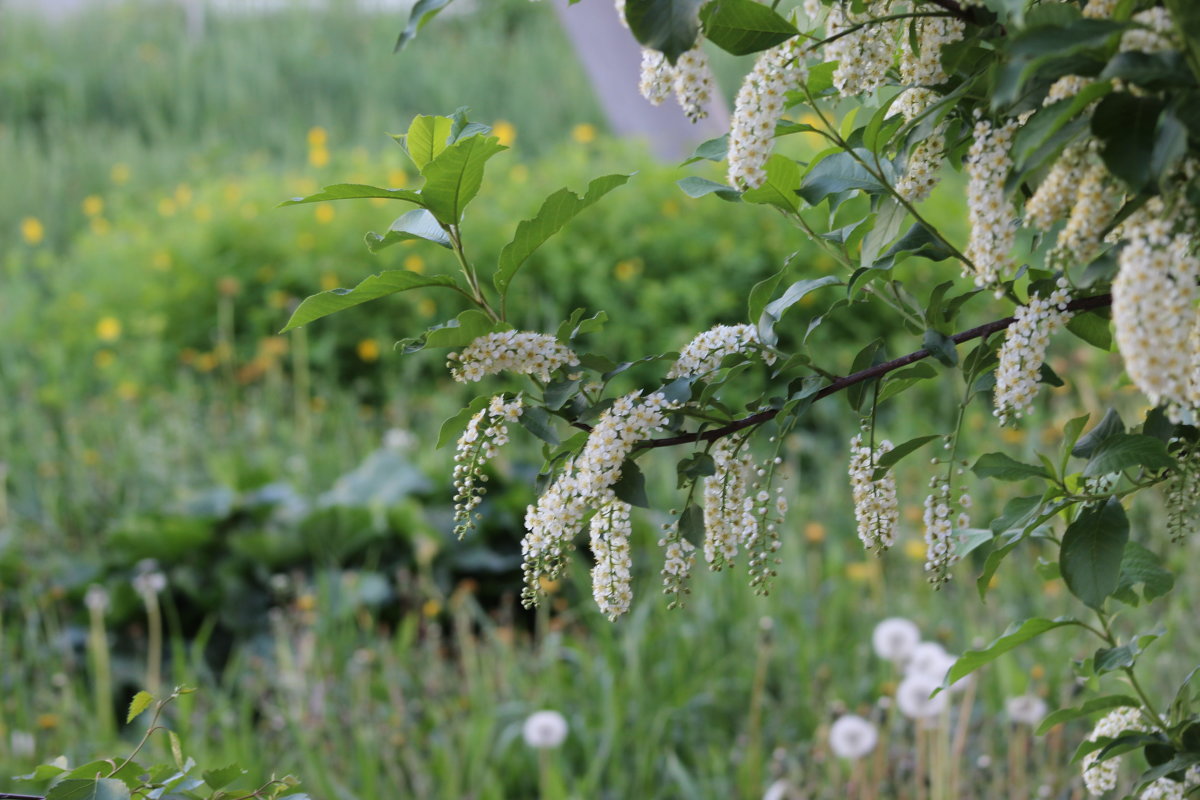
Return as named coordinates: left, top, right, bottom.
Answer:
left=640, top=293, right=1112, bottom=450
left=921, top=0, right=987, bottom=25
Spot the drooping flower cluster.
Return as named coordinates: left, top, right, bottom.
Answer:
left=1082, top=707, right=1148, bottom=795
left=1112, top=205, right=1200, bottom=422
left=1026, top=77, right=1095, bottom=232
left=847, top=434, right=899, bottom=552
left=1082, top=0, right=1117, bottom=18
left=899, top=15, right=965, bottom=87
left=668, top=323, right=774, bottom=379
left=965, top=116, right=1021, bottom=289
left=702, top=435, right=754, bottom=569
left=745, top=481, right=788, bottom=594
left=637, top=46, right=716, bottom=123
left=1121, top=7, right=1175, bottom=54
left=1167, top=438, right=1200, bottom=542
left=589, top=497, right=635, bottom=620
left=658, top=517, right=696, bottom=606
left=923, top=471, right=970, bottom=586
left=993, top=278, right=1073, bottom=424
left=728, top=36, right=807, bottom=188
left=826, top=1, right=897, bottom=97
left=896, top=125, right=946, bottom=204
left=453, top=395, right=524, bottom=536
left=522, top=391, right=678, bottom=611
left=449, top=331, right=579, bottom=383
left=1058, top=162, right=1123, bottom=264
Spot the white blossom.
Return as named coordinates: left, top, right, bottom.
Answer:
left=453, top=395, right=523, bottom=536
left=896, top=125, right=946, bottom=204
left=1082, top=707, right=1148, bottom=795
left=871, top=617, right=920, bottom=664
left=829, top=714, right=879, bottom=760
left=1058, top=162, right=1122, bottom=265
left=659, top=517, right=697, bottom=604
left=1121, top=8, right=1175, bottom=54
left=673, top=47, right=716, bottom=122
left=896, top=673, right=949, bottom=720
left=639, top=48, right=674, bottom=106
left=848, top=434, right=899, bottom=552
left=1082, top=0, right=1117, bottom=18
left=669, top=323, right=774, bottom=378
left=1006, top=694, right=1048, bottom=726
left=1167, top=438, right=1200, bottom=542
left=922, top=476, right=959, bottom=585
left=522, top=709, right=569, bottom=749
left=728, top=37, right=807, bottom=188
left=449, top=331, right=579, bottom=383
left=826, top=1, right=897, bottom=98
left=702, top=436, right=754, bottom=569
left=899, top=15, right=965, bottom=88
left=965, top=117, right=1021, bottom=289
left=994, top=279, right=1073, bottom=424
left=590, top=497, right=635, bottom=620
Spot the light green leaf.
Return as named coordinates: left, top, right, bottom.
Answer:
left=403, top=115, right=454, bottom=171
left=365, top=209, right=452, bottom=252
left=870, top=434, right=941, bottom=480
left=394, top=0, right=454, bottom=51
left=860, top=198, right=907, bottom=269
left=1037, top=695, right=1141, bottom=735
left=742, top=154, right=802, bottom=212
left=202, top=766, right=246, bottom=792
left=972, top=452, right=1050, bottom=481
left=1060, top=497, right=1129, bottom=610
left=946, top=617, right=1080, bottom=685
left=699, top=0, right=798, bottom=56
left=126, top=691, right=154, bottom=724
left=279, top=183, right=423, bottom=207
left=757, top=275, right=840, bottom=347
left=419, top=134, right=507, bottom=225
left=399, top=309, right=509, bottom=354
left=46, top=780, right=132, bottom=800
left=677, top=176, right=742, bottom=201
left=436, top=396, right=491, bottom=450
left=1082, top=434, right=1176, bottom=477
left=496, top=174, right=632, bottom=293
left=796, top=149, right=891, bottom=207
left=281, top=271, right=459, bottom=332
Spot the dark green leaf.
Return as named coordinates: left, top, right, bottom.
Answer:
left=796, top=149, right=889, bottom=206
left=748, top=264, right=787, bottom=326
left=846, top=339, right=885, bottom=413
left=420, top=134, right=507, bottom=224
left=365, top=209, right=452, bottom=252
left=923, top=329, right=959, bottom=367
left=946, top=617, right=1080, bottom=685
left=870, top=434, right=941, bottom=480
left=1066, top=310, right=1112, bottom=351
left=678, top=503, right=705, bottom=540
left=496, top=174, right=632, bottom=293
left=394, top=0, right=454, bottom=51
left=1072, top=408, right=1124, bottom=457
left=518, top=406, right=561, bottom=446
left=399, top=309, right=509, bottom=354
left=1115, top=540, right=1174, bottom=603
left=972, top=452, right=1050, bottom=481
left=1150, top=107, right=1189, bottom=188
left=1060, top=497, right=1130, bottom=610
left=624, top=0, right=705, bottom=64
left=677, top=452, right=716, bottom=488
left=543, top=379, right=580, bottom=411
left=202, top=766, right=246, bottom=792
left=871, top=222, right=955, bottom=272
left=1083, top=434, right=1176, bottom=477
left=436, top=396, right=491, bottom=449
left=46, top=780, right=132, bottom=800
left=612, top=461, right=650, bottom=508
left=1011, top=82, right=1114, bottom=169
left=1037, top=695, right=1140, bottom=735
left=677, top=176, right=742, bottom=201
left=1100, top=51, right=1195, bottom=93
left=279, top=183, right=423, bottom=208
left=281, top=271, right=459, bottom=332
left=1092, top=93, right=1165, bottom=191
left=699, top=0, right=798, bottom=56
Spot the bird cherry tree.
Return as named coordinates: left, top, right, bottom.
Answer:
left=281, top=0, right=1200, bottom=795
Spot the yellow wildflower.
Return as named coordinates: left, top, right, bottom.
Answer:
left=96, top=317, right=122, bottom=342
left=20, top=217, right=44, bottom=245
left=571, top=123, right=597, bottom=144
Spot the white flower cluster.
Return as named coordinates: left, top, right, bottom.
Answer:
left=728, top=37, right=807, bottom=188
left=449, top=331, right=579, bottom=383
left=589, top=497, right=635, bottom=620
left=453, top=395, right=524, bottom=536
left=1112, top=207, right=1200, bottom=423
left=1121, top=7, right=1175, bottom=54
left=994, top=279, right=1073, bottom=424
left=668, top=323, right=774, bottom=378
left=745, top=481, right=788, bottom=594
left=1026, top=144, right=1088, bottom=232
left=1166, top=438, right=1200, bottom=542
left=1082, top=0, right=1117, bottom=18
left=1082, top=707, right=1148, bottom=795
left=826, top=1, right=896, bottom=97
left=923, top=473, right=970, bottom=586
left=896, top=125, right=946, bottom=204
left=965, top=117, right=1021, bottom=289
left=658, top=517, right=696, bottom=606
left=638, top=46, right=716, bottom=123
left=899, top=15, right=965, bottom=87
left=847, top=434, right=899, bottom=552
left=896, top=640, right=971, bottom=722
left=828, top=714, right=878, bottom=760
left=1058, top=162, right=1122, bottom=265
left=1005, top=694, right=1048, bottom=726
left=702, top=435, right=754, bottom=569
left=522, top=391, right=678, bottom=612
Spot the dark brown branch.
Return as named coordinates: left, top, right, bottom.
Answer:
left=0, top=794, right=45, bottom=799
left=641, top=293, right=1113, bottom=450
left=921, top=0, right=986, bottom=25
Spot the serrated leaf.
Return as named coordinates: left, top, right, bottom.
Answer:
left=394, top=0, right=454, bottom=51
left=279, top=183, right=423, bottom=208
left=699, top=0, right=798, bottom=56
left=1037, top=695, right=1140, bottom=735
left=419, top=134, right=507, bottom=224
left=46, top=780, right=132, bottom=800
left=624, top=0, right=705, bottom=63
left=126, top=691, right=154, bottom=724
left=436, top=396, right=491, bottom=450
left=946, top=617, right=1080, bottom=685
left=1060, top=497, right=1129, bottom=610
left=365, top=209, right=452, bottom=252
left=972, top=452, right=1050, bottom=481
left=1083, top=434, right=1176, bottom=477
left=281, top=271, right=458, bottom=332
left=202, top=766, right=246, bottom=792
left=496, top=174, right=632, bottom=293
left=403, top=115, right=454, bottom=171
left=399, top=309, right=509, bottom=354
left=677, top=176, right=742, bottom=201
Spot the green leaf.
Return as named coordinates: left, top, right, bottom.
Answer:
left=677, top=452, right=716, bottom=488
left=1150, top=107, right=1189, bottom=188
left=946, top=617, right=1080, bottom=685
left=279, top=183, right=423, bottom=208
left=419, top=134, right=507, bottom=225
left=1101, top=51, right=1196, bottom=93
left=1092, top=93, right=1165, bottom=191
left=1011, top=82, right=1114, bottom=169
left=871, top=222, right=955, bottom=272
left=677, top=176, right=742, bottom=201
left=202, top=766, right=246, bottom=792
left=860, top=198, right=908, bottom=269
left=870, top=434, right=941, bottom=480
left=495, top=174, right=632, bottom=293
left=126, top=691, right=154, bottom=724
left=1066, top=310, right=1112, bottom=351
left=796, top=149, right=889, bottom=207
left=365, top=209, right=452, bottom=252
left=972, top=452, right=1050, bottom=481
left=612, top=461, right=650, bottom=508
left=394, top=0, right=454, bottom=51
left=846, top=339, right=886, bottom=413
left=400, top=309, right=509, bottom=354
left=403, top=115, right=453, bottom=171
left=1072, top=408, right=1125, bottom=457
left=1037, top=695, right=1141, bottom=735
left=1083, top=434, right=1176, bottom=477
left=624, top=0, right=705, bottom=63
left=977, top=532, right=1024, bottom=600
left=748, top=264, right=787, bottom=326
left=1060, top=497, right=1130, bottom=610
left=682, top=134, right=729, bottom=164
left=1115, top=540, right=1174, bottom=604
left=518, top=406, right=561, bottom=446
left=448, top=107, right=491, bottom=145
left=923, top=329, right=959, bottom=367
left=678, top=503, right=705, bottom=540
left=281, top=271, right=458, bottom=332
left=543, top=378, right=580, bottom=411
left=436, top=396, right=491, bottom=449
left=763, top=276, right=841, bottom=322
left=699, top=0, right=798, bottom=56
left=46, top=780, right=132, bottom=800
left=742, top=154, right=802, bottom=212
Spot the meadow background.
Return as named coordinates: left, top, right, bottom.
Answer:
left=1, top=1, right=1197, bottom=798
